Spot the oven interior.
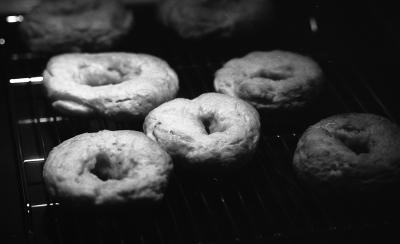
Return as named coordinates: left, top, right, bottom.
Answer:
left=1, top=1, right=400, bottom=243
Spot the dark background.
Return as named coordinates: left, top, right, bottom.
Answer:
left=1, top=0, right=400, bottom=243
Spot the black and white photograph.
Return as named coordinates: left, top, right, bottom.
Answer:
left=1, top=0, right=399, bottom=243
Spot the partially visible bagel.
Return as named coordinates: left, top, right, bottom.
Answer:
left=20, top=0, right=133, bottom=53
left=293, top=113, right=400, bottom=191
left=158, top=0, right=274, bottom=39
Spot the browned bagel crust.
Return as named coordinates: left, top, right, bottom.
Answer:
left=293, top=113, right=400, bottom=191
left=19, top=0, right=133, bottom=52
left=43, top=130, right=173, bottom=206
left=43, top=52, right=179, bottom=120
left=144, top=93, right=260, bottom=170
left=214, top=50, right=324, bottom=110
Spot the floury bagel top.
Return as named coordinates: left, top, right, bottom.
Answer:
left=43, top=130, right=173, bottom=206
left=144, top=93, right=261, bottom=171
left=43, top=52, right=179, bottom=120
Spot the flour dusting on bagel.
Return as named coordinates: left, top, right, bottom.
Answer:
left=43, top=52, right=179, bottom=120
left=144, top=93, right=260, bottom=171
left=43, top=130, right=173, bottom=206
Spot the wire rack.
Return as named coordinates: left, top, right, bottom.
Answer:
left=2, top=4, right=400, bottom=244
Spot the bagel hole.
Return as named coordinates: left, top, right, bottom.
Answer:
left=255, top=70, right=290, bottom=80
left=202, top=118, right=212, bottom=134
left=80, top=63, right=141, bottom=87
left=82, top=70, right=123, bottom=87
left=90, top=153, right=127, bottom=181
left=86, top=75, right=122, bottom=87
left=200, top=116, right=224, bottom=135
left=252, top=67, right=293, bottom=81
left=336, top=134, right=370, bottom=155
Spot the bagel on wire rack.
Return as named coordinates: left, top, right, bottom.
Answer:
left=43, top=130, right=173, bottom=206
left=43, top=52, right=179, bottom=120
left=144, top=92, right=261, bottom=171
left=293, top=113, right=400, bottom=192
left=214, top=50, right=325, bottom=111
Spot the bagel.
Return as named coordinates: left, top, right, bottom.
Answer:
left=158, top=0, right=274, bottom=39
left=43, top=130, right=173, bottom=206
left=19, top=0, right=133, bottom=53
left=43, top=52, right=179, bottom=120
left=214, top=50, right=325, bottom=110
left=293, top=113, right=400, bottom=191
left=144, top=93, right=260, bottom=171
